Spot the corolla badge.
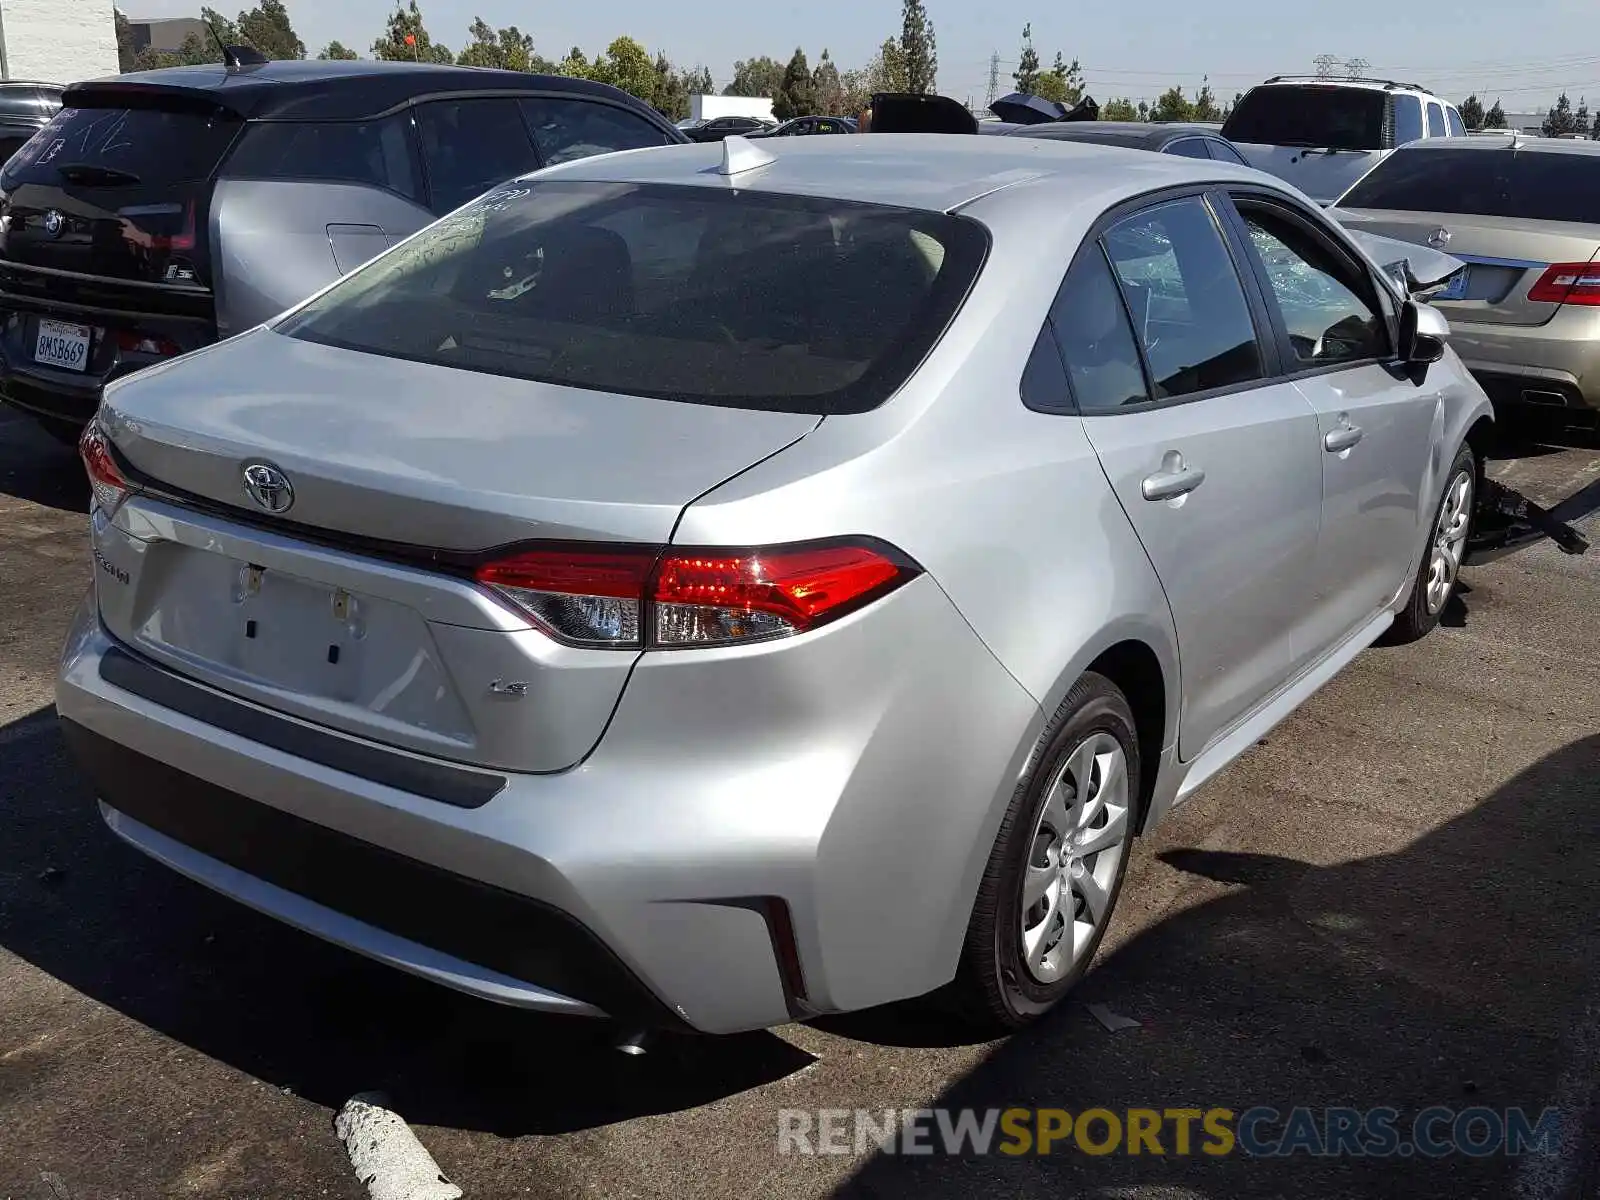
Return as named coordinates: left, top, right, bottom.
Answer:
left=42, top=209, right=64, bottom=239
left=1426, top=227, right=1451, bottom=248
left=241, top=462, right=294, bottom=514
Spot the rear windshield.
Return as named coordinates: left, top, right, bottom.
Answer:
left=1222, top=85, right=1386, bottom=150
left=1, top=100, right=241, bottom=188
left=1340, top=147, right=1600, bottom=223
left=277, top=180, right=989, bottom=415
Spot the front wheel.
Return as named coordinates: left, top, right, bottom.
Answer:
left=949, top=672, right=1140, bottom=1032
left=1386, top=442, right=1476, bottom=645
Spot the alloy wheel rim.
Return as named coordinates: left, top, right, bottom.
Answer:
left=1425, top=469, right=1474, bottom=616
left=1019, top=731, right=1131, bottom=984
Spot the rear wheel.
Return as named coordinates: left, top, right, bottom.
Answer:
left=1386, top=442, right=1475, bottom=645
left=950, top=672, right=1139, bottom=1031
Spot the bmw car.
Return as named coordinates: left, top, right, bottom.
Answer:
left=58, top=134, right=1491, bottom=1035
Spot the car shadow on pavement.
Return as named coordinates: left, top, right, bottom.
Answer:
left=0, top=413, right=87, bottom=514
left=837, top=734, right=1600, bottom=1199
left=0, top=705, right=815, bottom=1137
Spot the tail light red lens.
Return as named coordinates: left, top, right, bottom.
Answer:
left=473, top=539, right=919, bottom=649
left=116, top=329, right=182, bottom=357
left=1527, top=262, right=1600, bottom=305
left=78, top=423, right=128, bottom=515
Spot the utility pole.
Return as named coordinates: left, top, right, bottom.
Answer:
left=1313, top=53, right=1340, bottom=79
left=1345, top=56, right=1369, bottom=80
left=986, top=51, right=1000, bottom=107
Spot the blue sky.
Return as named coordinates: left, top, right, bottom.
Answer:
left=125, top=0, right=1597, bottom=112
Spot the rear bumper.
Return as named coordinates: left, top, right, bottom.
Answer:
left=1448, top=307, right=1600, bottom=412
left=56, top=576, right=1040, bottom=1033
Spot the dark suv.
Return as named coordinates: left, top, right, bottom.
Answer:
left=0, top=60, right=684, bottom=438
left=0, top=81, right=62, bottom=165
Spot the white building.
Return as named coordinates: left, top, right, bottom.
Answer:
left=0, top=0, right=117, bottom=84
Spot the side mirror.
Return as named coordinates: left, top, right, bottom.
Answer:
left=1398, top=299, right=1449, bottom=365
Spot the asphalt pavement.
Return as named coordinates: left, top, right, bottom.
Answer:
left=1, top=404, right=1596, bottom=1200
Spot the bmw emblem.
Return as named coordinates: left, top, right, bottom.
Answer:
left=241, top=462, right=294, bottom=514
left=42, top=209, right=64, bottom=239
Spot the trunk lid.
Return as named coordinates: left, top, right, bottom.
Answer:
left=1332, top=207, right=1600, bottom=327
left=94, top=327, right=819, bottom=773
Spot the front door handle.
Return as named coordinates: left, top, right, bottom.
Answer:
left=1141, top=463, right=1207, bottom=501
left=1324, top=423, right=1364, bottom=453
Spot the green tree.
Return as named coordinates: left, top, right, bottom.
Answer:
left=1577, top=97, right=1592, bottom=137
left=811, top=48, right=844, bottom=115
left=114, top=8, right=139, bottom=71
left=1484, top=99, right=1507, bottom=129
left=1542, top=92, right=1576, bottom=137
left=1192, top=76, right=1221, bottom=121
left=1152, top=84, right=1194, bottom=122
left=588, top=36, right=657, bottom=102
left=558, top=46, right=590, bottom=77
left=725, top=55, right=785, bottom=97
left=1032, top=50, right=1082, bottom=105
left=652, top=54, right=688, bottom=118
left=775, top=48, right=814, bottom=120
left=455, top=18, right=550, bottom=72
left=1136, top=99, right=1151, bottom=121
left=1459, top=93, right=1484, bottom=131
left=899, top=0, right=936, bottom=93
left=876, top=38, right=907, bottom=91
left=372, top=0, right=453, bottom=63
left=1012, top=23, right=1040, bottom=94
left=317, top=40, right=358, bottom=59
left=1101, top=97, right=1139, bottom=121
left=236, top=0, right=303, bottom=59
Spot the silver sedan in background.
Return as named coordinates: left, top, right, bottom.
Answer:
left=57, top=134, right=1491, bottom=1036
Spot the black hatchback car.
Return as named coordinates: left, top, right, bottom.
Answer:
left=0, top=81, right=62, bottom=166
left=0, top=60, right=685, bottom=438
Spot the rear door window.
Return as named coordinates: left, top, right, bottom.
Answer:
left=1222, top=85, right=1386, bottom=150
left=1100, top=196, right=1265, bottom=399
left=518, top=97, right=672, bottom=167
left=1167, top=138, right=1211, bottom=159
left=1, top=100, right=241, bottom=187
left=221, top=116, right=423, bottom=201
left=1426, top=103, right=1447, bottom=138
left=414, top=98, right=539, bottom=215
left=1340, top=147, right=1600, bottom=222
left=276, top=180, right=989, bottom=415
left=1206, top=138, right=1250, bottom=165
left=1447, top=107, right=1467, bottom=137
left=1393, top=95, right=1424, bottom=145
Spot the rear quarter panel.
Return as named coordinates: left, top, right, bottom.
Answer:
left=211, top=179, right=433, bottom=335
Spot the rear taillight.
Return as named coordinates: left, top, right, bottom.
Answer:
left=1527, top=262, right=1600, bottom=305
left=473, top=539, right=919, bottom=649
left=78, top=423, right=127, bottom=515
left=116, top=329, right=182, bottom=357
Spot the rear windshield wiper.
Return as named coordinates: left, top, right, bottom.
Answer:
left=55, top=162, right=142, bottom=186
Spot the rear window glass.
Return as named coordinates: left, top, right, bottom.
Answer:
left=277, top=181, right=988, bottom=415
left=1, top=101, right=241, bottom=188
left=1340, top=147, right=1600, bottom=223
left=1222, top=86, right=1386, bottom=150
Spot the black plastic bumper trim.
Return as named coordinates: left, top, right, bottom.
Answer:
left=98, top=644, right=506, bottom=810
left=60, top=720, right=687, bottom=1030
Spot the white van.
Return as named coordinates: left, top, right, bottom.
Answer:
left=1221, top=76, right=1465, bottom=204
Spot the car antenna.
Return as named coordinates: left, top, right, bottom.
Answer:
left=206, top=19, right=269, bottom=70
left=714, top=134, right=775, bottom=179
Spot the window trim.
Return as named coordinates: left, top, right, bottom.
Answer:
left=1217, top=186, right=1400, bottom=384
left=1074, top=186, right=1283, bottom=414
left=1163, top=136, right=1212, bottom=159
left=1205, top=137, right=1250, bottom=166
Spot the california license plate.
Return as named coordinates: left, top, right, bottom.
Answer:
left=1432, top=269, right=1469, bottom=301
left=34, top=318, right=91, bottom=371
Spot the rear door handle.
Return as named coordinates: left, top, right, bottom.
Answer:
left=1141, top=464, right=1206, bottom=501
left=1324, top=423, right=1364, bottom=453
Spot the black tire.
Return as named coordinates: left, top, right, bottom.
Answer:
left=1384, top=441, right=1476, bottom=646
left=949, top=671, right=1141, bottom=1033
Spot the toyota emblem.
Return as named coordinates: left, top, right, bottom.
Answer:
left=42, top=209, right=64, bottom=239
left=241, top=462, right=294, bottom=514
left=1426, top=227, right=1451, bottom=248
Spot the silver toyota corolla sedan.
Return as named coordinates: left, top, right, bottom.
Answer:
left=57, top=134, right=1492, bottom=1036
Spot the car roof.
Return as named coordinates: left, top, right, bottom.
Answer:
left=1391, top=133, right=1600, bottom=156
left=1005, top=121, right=1223, bottom=147
left=1247, top=77, right=1444, bottom=100
left=64, top=59, right=645, bottom=122
left=533, top=131, right=1267, bottom=214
